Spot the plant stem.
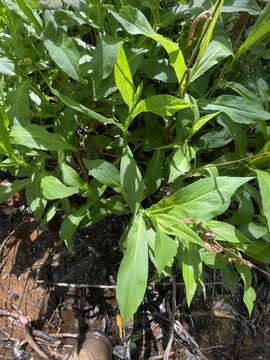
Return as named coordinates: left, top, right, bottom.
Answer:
left=190, top=152, right=270, bottom=174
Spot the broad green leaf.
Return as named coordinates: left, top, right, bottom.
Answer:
left=0, top=111, right=13, bottom=158
left=191, top=41, right=232, bottom=82
left=60, top=202, right=90, bottom=252
left=84, top=159, right=120, bottom=190
left=180, top=242, right=202, bottom=307
left=43, top=202, right=58, bottom=224
left=236, top=19, right=270, bottom=59
left=92, top=36, right=122, bottom=100
left=0, top=179, right=30, bottom=203
left=15, top=0, right=42, bottom=33
left=0, top=57, right=15, bottom=76
left=110, top=6, right=186, bottom=84
left=41, top=175, right=79, bottom=200
left=25, top=173, right=47, bottom=220
left=8, top=81, right=30, bottom=126
left=152, top=214, right=204, bottom=246
left=154, top=224, right=178, bottom=274
left=44, top=30, right=80, bottom=80
left=120, top=146, right=145, bottom=214
left=235, top=264, right=256, bottom=315
left=114, top=47, right=135, bottom=111
left=110, top=6, right=155, bottom=36
left=200, top=251, right=227, bottom=268
left=10, top=124, right=76, bottom=151
left=224, top=81, right=259, bottom=102
left=202, top=95, right=270, bottom=124
left=243, top=242, right=270, bottom=264
left=61, top=163, right=84, bottom=188
left=255, top=169, right=270, bottom=231
left=230, top=189, right=254, bottom=225
left=132, top=95, right=190, bottom=119
left=235, top=1, right=270, bottom=60
left=190, top=112, right=220, bottom=137
left=145, top=150, right=163, bottom=194
left=197, top=0, right=225, bottom=61
left=204, top=221, right=249, bottom=243
left=221, top=265, right=239, bottom=291
left=148, top=177, right=252, bottom=221
left=116, top=213, right=148, bottom=323
left=248, top=222, right=268, bottom=239
left=222, top=0, right=261, bottom=15
left=150, top=33, right=186, bottom=84
left=51, top=88, right=118, bottom=126
left=197, top=128, right=232, bottom=150
left=168, top=144, right=195, bottom=183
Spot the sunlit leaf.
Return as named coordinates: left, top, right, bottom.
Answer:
left=117, top=213, right=148, bottom=323
left=114, top=47, right=135, bottom=111
left=120, top=146, right=145, bottom=214
left=148, top=177, right=252, bottom=221
left=41, top=175, right=79, bottom=200
left=255, top=169, right=270, bottom=231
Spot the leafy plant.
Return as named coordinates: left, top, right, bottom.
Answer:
left=0, top=0, right=270, bottom=324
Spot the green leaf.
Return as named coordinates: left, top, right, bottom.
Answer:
left=0, top=111, right=14, bottom=158
left=132, top=95, right=190, bottom=119
left=154, top=224, right=178, bottom=274
left=190, top=112, right=220, bottom=137
left=114, top=47, right=135, bottom=111
left=41, top=175, right=79, bottom=200
left=0, top=57, right=15, bottom=76
left=145, top=150, right=163, bottom=194
left=152, top=214, right=204, bottom=246
left=168, top=144, right=195, bottom=183
left=43, top=202, right=58, bottom=225
left=235, top=1, right=270, bottom=60
left=0, top=179, right=30, bottom=203
left=61, top=163, right=84, bottom=188
left=110, top=6, right=186, bottom=84
left=44, top=30, right=80, bottom=80
left=60, top=202, right=90, bottom=252
left=197, top=0, right=225, bottom=61
left=222, top=0, right=261, bottom=15
left=224, top=81, right=259, bottom=102
left=92, top=36, right=122, bottom=100
left=84, top=159, right=120, bottom=190
left=116, top=213, right=148, bottom=324
left=110, top=6, right=155, bottom=36
left=150, top=33, right=186, bottom=84
left=180, top=242, right=202, bottom=307
left=191, top=41, right=232, bottom=82
left=148, top=177, right=252, bottom=221
left=10, top=124, right=76, bottom=151
left=15, top=0, right=42, bottom=33
left=235, top=264, right=256, bottom=315
left=120, top=146, right=145, bottom=214
left=25, top=173, right=47, bottom=220
left=51, top=87, right=118, bottom=126
left=204, top=221, right=249, bottom=243
left=255, top=169, right=270, bottom=231
left=202, top=95, right=270, bottom=124
left=8, top=81, right=30, bottom=126
left=244, top=242, right=270, bottom=264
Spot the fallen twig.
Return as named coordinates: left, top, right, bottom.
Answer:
left=174, top=320, right=207, bottom=360
left=148, top=353, right=175, bottom=360
left=0, top=309, right=48, bottom=359
left=36, top=280, right=116, bottom=289
left=163, top=276, right=176, bottom=360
